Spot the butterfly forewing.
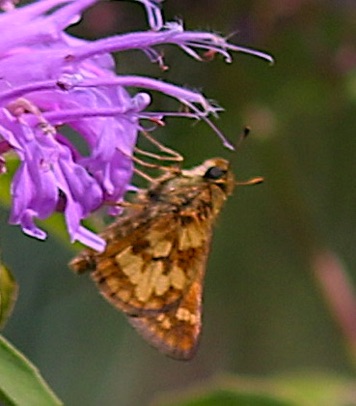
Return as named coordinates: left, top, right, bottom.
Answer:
left=69, top=157, right=235, bottom=359
left=92, top=212, right=209, bottom=316
left=128, top=272, right=206, bottom=360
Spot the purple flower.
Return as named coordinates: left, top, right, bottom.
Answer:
left=0, top=0, right=272, bottom=252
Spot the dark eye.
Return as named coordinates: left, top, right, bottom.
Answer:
left=204, top=166, right=226, bottom=180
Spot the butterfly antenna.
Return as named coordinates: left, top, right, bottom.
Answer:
left=236, top=176, right=264, bottom=186
left=231, top=126, right=264, bottom=185
left=228, top=126, right=251, bottom=170
left=234, top=126, right=251, bottom=151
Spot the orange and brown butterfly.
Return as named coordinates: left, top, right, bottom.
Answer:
left=69, top=155, right=262, bottom=360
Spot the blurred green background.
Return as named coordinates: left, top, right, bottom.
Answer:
left=1, top=0, right=356, bottom=405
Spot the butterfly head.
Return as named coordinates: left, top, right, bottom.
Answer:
left=181, top=157, right=235, bottom=196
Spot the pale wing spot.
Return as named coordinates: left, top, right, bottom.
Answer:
left=157, top=314, right=165, bottom=322
left=105, top=276, right=121, bottom=292
left=154, top=274, right=170, bottom=296
left=189, top=223, right=206, bottom=248
left=128, top=270, right=143, bottom=285
left=156, top=314, right=172, bottom=330
left=169, top=265, right=186, bottom=290
left=178, top=222, right=206, bottom=250
left=150, top=239, right=173, bottom=258
left=117, top=289, right=131, bottom=302
left=115, top=246, right=135, bottom=267
left=135, top=261, right=163, bottom=302
left=115, top=246, right=144, bottom=284
left=178, top=227, right=191, bottom=251
left=189, top=313, right=198, bottom=325
left=135, top=270, right=151, bottom=302
left=160, top=316, right=172, bottom=330
left=175, top=307, right=190, bottom=321
left=176, top=307, right=198, bottom=325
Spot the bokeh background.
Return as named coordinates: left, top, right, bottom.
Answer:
left=1, top=0, right=356, bottom=405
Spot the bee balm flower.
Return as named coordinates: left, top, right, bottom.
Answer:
left=0, top=0, right=272, bottom=252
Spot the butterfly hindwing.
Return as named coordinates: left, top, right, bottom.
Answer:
left=127, top=273, right=206, bottom=360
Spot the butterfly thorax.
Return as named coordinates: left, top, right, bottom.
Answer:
left=140, top=157, right=235, bottom=219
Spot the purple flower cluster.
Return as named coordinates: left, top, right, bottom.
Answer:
left=0, top=0, right=272, bottom=252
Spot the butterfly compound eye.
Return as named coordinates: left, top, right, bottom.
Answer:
left=203, top=166, right=226, bottom=180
